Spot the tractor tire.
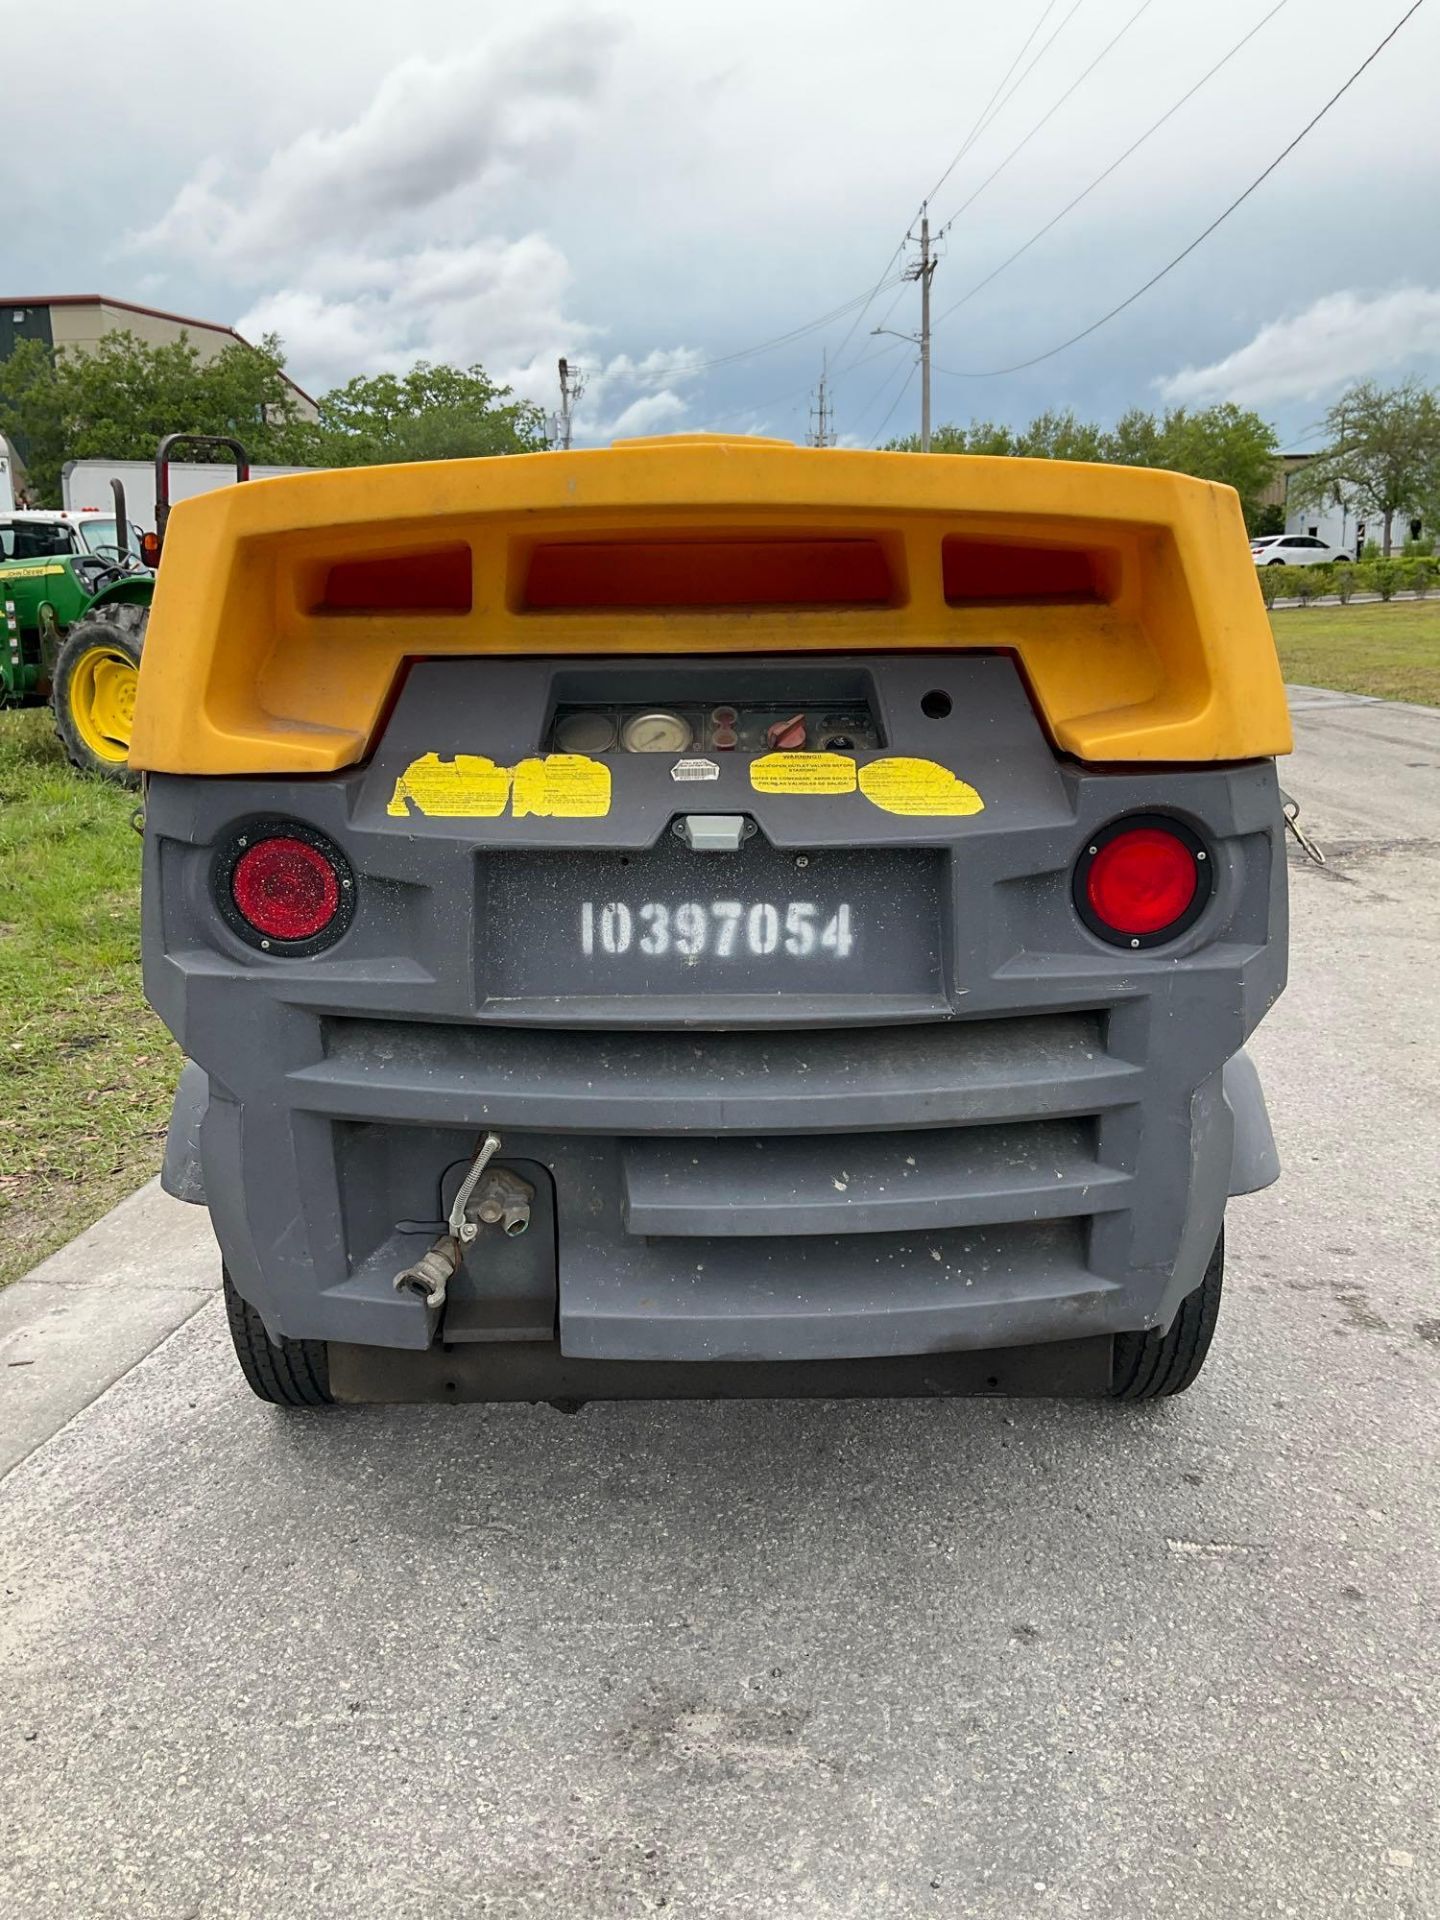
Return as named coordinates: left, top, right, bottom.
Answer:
left=51, top=604, right=148, bottom=785
left=1110, top=1229, right=1224, bottom=1401
left=223, top=1269, right=334, bottom=1408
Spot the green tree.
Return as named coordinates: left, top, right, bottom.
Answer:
left=0, top=339, right=68, bottom=501
left=1138, top=405, right=1280, bottom=528
left=1290, top=380, right=1440, bottom=555
left=0, top=328, right=314, bottom=504
left=887, top=402, right=1280, bottom=529
left=1103, top=407, right=1165, bottom=468
left=1015, top=409, right=1108, bottom=462
left=885, top=420, right=1016, bottom=455
left=0, top=333, right=549, bottom=503
left=313, top=362, right=547, bottom=466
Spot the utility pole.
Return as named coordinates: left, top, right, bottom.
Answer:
left=872, top=203, right=938, bottom=451
left=554, top=356, right=585, bottom=451
left=807, top=352, right=835, bottom=447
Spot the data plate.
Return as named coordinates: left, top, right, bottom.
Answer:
left=481, top=841, right=944, bottom=1001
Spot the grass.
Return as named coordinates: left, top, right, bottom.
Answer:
left=1269, top=597, right=1440, bottom=707
left=0, top=710, right=178, bottom=1288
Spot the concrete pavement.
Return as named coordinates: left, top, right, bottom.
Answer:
left=0, top=1181, right=218, bottom=1480
left=1, top=689, right=1436, bottom=1919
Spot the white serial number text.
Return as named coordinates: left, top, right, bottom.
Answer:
left=579, top=900, right=855, bottom=959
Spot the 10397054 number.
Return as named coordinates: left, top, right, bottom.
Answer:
left=579, top=900, right=855, bottom=959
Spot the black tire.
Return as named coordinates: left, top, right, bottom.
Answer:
left=223, top=1268, right=333, bottom=1407
left=1110, top=1229, right=1224, bottom=1401
left=50, top=603, right=148, bottom=786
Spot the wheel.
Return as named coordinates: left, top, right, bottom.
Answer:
left=223, top=1268, right=333, bottom=1407
left=1266, top=558, right=1286, bottom=566
left=50, top=604, right=148, bottom=785
left=1110, top=1229, right=1223, bottom=1400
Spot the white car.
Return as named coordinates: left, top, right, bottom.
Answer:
left=1251, top=533, right=1353, bottom=567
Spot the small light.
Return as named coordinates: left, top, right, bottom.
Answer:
left=1075, top=817, right=1211, bottom=948
left=231, top=836, right=341, bottom=942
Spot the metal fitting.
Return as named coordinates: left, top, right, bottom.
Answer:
left=471, top=1167, right=534, bottom=1238
left=394, top=1235, right=463, bottom=1311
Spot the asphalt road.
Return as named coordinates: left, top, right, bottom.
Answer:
left=2, top=689, right=1436, bottom=1920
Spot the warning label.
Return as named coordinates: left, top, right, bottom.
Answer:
left=387, top=751, right=611, bottom=820
left=857, top=757, right=985, bottom=817
left=386, top=753, right=512, bottom=819
left=749, top=751, right=858, bottom=797
left=512, top=754, right=612, bottom=819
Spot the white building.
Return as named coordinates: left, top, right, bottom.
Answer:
left=1281, top=453, right=1428, bottom=556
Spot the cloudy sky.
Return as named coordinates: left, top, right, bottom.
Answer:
left=8, top=0, right=1439, bottom=448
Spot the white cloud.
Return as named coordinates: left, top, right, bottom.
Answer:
left=158, top=17, right=705, bottom=436
left=132, top=16, right=622, bottom=275
left=600, top=389, right=689, bottom=439
left=237, top=236, right=587, bottom=384
left=236, top=240, right=705, bottom=442
left=1158, top=288, right=1440, bottom=408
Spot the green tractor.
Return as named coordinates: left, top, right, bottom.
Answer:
left=0, top=435, right=249, bottom=783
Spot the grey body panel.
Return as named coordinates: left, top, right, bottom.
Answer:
left=1222, top=1047, right=1282, bottom=1194
left=160, top=1059, right=209, bottom=1204
left=143, top=653, right=1288, bottom=1364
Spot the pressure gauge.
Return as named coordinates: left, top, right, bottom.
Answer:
left=554, top=710, right=617, bottom=754
left=620, top=710, right=694, bottom=753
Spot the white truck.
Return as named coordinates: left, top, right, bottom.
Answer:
left=62, top=455, right=316, bottom=531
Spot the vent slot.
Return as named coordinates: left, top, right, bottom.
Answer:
left=317, top=545, right=473, bottom=614
left=521, top=537, right=896, bottom=611
left=943, top=536, right=1116, bottom=606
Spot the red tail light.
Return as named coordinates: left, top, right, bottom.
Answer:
left=1074, top=817, right=1210, bottom=948
left=216, top=824, right=353, bottom=952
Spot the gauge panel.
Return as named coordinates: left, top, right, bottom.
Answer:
left=619, top=710, right=694, bottom=754
left=548, top=701, right=880, bottom=755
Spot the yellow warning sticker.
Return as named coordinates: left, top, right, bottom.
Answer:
left=858, top=757, right=985, bottom=817
left=511, top=754, right=612, bottom=819
left=386, top=751, right=611, bottom=819
left=386, top=753, right=512, bottom=819
left=750, top=751, right=858, bottom=797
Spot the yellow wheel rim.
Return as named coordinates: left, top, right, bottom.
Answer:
left=69, top=645, right=138, bottom=765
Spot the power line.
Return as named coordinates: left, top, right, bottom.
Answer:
left=849, top=0, right=1120, bottom=443
left=827, top=242, right=911, bottom=373
left=936, top=0, right=1158, bottom=236
left=868, top=363, right=919, bottom=447
left=949, top=0, right=1089, bottom=188
left=831, top=1, right=1076, bottom=383
left=851, top=347, right=916, bottom=437
left=700, top=370, right=821, bottom=430
left=923, top=1, right=1061, bottom=210
left=933, top=0, right=1290, bottom=327
left=695, top=276, right=909, bottom=370
left=621, top=0, right=1086, bottom=413
left=931, top=1, right=1428, bottom=381
left=607, top=272, right=912, bottom=399
left=669, top=1, right=1117, bottom=425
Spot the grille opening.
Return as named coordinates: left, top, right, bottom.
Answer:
left=942, top=536, right=1118, bottom=606
left=315, top=544, right=473, bottom=614
left=520, top=536, right=898, bottom=611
